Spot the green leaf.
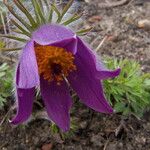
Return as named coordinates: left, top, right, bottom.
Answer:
left=0, top=47, right=22, bottom=51
left=0, top=63, right=13, bottom=109
left=0, top=41, right=5, bottom=48
left=0, top=63, right=8, bottom=70
left=10, top=19, right=31, bottom=37
left=43, top=0, right=50, bottom=10
left=62, top=13, right=82, bottom=26
left=0, top=96, right=5, bottom=108
left=0, top=72, right=5, bottom=78
left=13, top=0, right=37, bottom=28
left=122, top=107, right=131, bottom=116
left=31, top=0, right=40, bottom=24
left=0, top=34, right=27, bottom=42
left=31, top=0, right=46, bottom=24
left=3, top=1, right=33, bottom=31
left=57, top=0, right=74, bottom=23
left=104, top=57, right=150, bottom=117
left=144, top=79, right=150, bottom=87
left=50, top=123, right=59, bottom=134
left=51, top=3, right=61, bottom=22
left=48, top=7, right=53, bottom=23
left=114, top=102, right=126, bottom=113
left=76, top=27, right=93, bottom=35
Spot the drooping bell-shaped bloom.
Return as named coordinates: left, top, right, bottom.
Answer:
left=11, top=24, right=120, bottom=131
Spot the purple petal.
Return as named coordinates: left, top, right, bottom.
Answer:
left=32, top=24, right=77, bottom=54
left=50, top=37, right=77, bottom=54
left=18, top=40, right=39, bottom=88
left=40, top=77, right=72, bottom=131
left=95, top=57, right=121, bottom=79
left=10, top=87, right=35, bottom=124
left=68, top=54, right=113, bottom=114
left=32, top=24, right=74, bottom=44
left=11, top=61, right=35, bottom=124
left=77, top=37, right=120, bottom=80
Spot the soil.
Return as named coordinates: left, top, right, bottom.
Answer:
left=0, top=0, right=150, bottom=150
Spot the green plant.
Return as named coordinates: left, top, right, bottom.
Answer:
left=50, top=119, right=77, bottom=140
left=0, top=0, right=7, bottom=25
left=104, top=58, right=150, bottom=117
left=0, top=40, right=5, bottom=48
left=0, top=63, right=13, bottom=108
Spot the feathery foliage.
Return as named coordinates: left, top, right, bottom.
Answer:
left=0, top=63, right=13, bottom=108
left=104, top=58, right=150, bottom=117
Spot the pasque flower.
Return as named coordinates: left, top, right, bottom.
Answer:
left=12, top=24, right=120, bottom=131
left=2, top=0, right=120, bottom=131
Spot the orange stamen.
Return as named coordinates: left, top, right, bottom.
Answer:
left=35, top=45, right=76, bottom=84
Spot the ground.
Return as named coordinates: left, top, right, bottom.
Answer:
left=0, top=0, right=150, bottom=149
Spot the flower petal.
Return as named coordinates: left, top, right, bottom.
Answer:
left=68, top=55, right=113, bottom=114
left=10, top=87, right=35, bottom=124
left=11, top=62, right=35, bottom=124
left=50, top=37, right=77, bottom=54
left=77, top=37, right=120, bottom=80
left=95, top=57, right=121, bottom=79
left=40, top=77, right=72, bottom=131
left=18, top=40, right=39, bottom=88
left=32, top=24, right=77, bottom=54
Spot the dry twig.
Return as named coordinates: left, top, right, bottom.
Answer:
left=99, top=0, right=130, bottom=8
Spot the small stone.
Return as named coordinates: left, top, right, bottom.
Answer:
left=106, top=143, right=117, bottom=150
left=135, top=136, right=146, bottom=145
left=90, top=133, right=104, bottom=147
left=126, top=144, right=134, bottom=150
left=88, top=15, right=102, bottom=23
left=42, top=143, right=53, bottom=150
left=65, top=145, right=83, bottom=150
left=80, top=121, right=87, bottom=129
left=33, top=137, right=39, bottom=145
left=138, top=19, right=150, bottom=30
left=118, top=142, right=123, bottom=148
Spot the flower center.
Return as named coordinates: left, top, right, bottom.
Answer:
left=35, top=45, right=76, bottom=84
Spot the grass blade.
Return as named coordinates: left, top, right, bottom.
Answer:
left=50, top=3, right=61, bottom=22
left=31, top=0, right=40, bottom=24
left=62, top=13, right=82, bottom=26
left=11, top=29, right=30, bottom=37
left=11, top=19, right=31, bottom=37
left=3, top=0, right=33, bottom=31
left=43, top=0, right=50, bottom=10
left=48, top=7, right=53, bottom=23
left=38, top=0, right=44, bottom=11
left=43, top=0, right=53, bottom=23
left=0, top=47, right=22, bottom=51
left=31, top=0, right=46, bottom=24
left=13, top=0, right=37, bottom=28
left=58, top=0, right=74, bottom=23
left=0, top=34, right=27, bottom=42
left=76, top=27, right=93, bottom=35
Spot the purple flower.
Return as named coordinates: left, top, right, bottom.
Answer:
left=11, top=24, right=120, bottom=131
